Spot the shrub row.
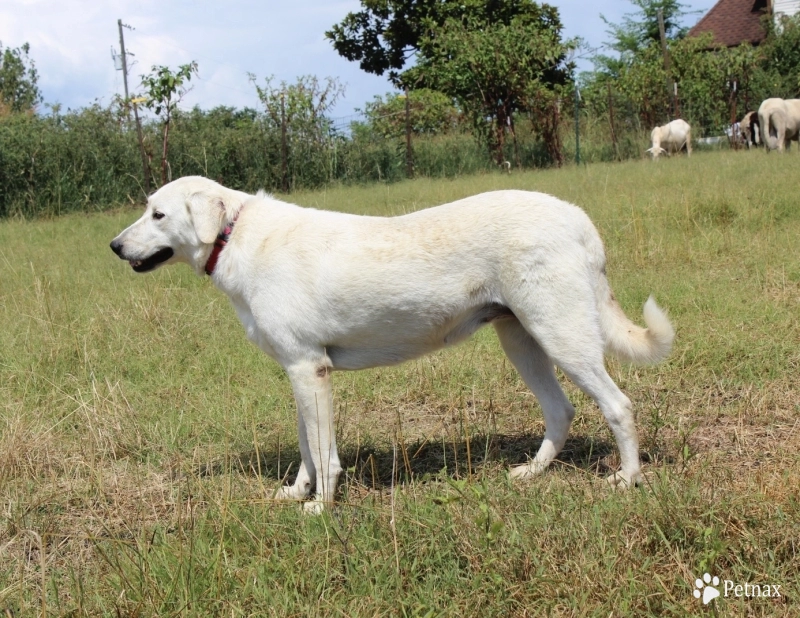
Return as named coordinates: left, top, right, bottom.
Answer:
left=0, top=103, right=685, bottom=218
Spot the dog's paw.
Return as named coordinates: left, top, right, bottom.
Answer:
left=606, top=470, right=642, bottom=490
left=274, top=484, right=308, bottom=501
left=302, top=500, right=326, bottom=515
left=509, top=459, right=548, bottom=480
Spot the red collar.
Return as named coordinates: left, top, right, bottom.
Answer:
left=204, top=211, right=240, bottom=276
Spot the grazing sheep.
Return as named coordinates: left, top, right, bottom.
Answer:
left=758, top=98, right=800, bottom=152
left=739, top=111, right=760, bottom=148
left=646, top=119, right=692, bottom=160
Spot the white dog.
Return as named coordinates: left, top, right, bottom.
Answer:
left=111, top=176, right=674, bottom=512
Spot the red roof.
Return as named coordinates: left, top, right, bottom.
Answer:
left=688, top=0, right=769, bottom=47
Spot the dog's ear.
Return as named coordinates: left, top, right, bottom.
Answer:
left=189, top=193, right=225, bottom=244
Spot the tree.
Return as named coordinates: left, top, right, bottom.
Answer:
left=250, top=75, right=345, bottom=190
left=362, top=89, right=461, bottom=138
left=581, top=27, right=765, bottom=133
left=756, top=14, right=800, bottom=99
left=326, top=0, right=564, bottom=84
left=405, top=9, right=574, bottom=165
left=328, top=1, right=573, bottom=166
left=581, top=0, right=747, bottom=133
left=140, top=61, right=198, bottom=186
left=0, top=42, right=42, bottom=114
left=593, top=0, right=697, bottom=79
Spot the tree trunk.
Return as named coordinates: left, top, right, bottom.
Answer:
left=534, top=95, right=563, bottom=168
left=510, top=115, right=521, bottom=169
left=494, top=107, right=507, bottom=166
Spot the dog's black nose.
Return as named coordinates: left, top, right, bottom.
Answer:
left=110, top=239, right=123, bottom=256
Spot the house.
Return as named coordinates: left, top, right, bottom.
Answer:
left=774, top=0, right=800, bottom=23
left=688, top=0, right=800, bottom=47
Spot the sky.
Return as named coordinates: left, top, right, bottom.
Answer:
left=2, top=0, right=718, bottom=120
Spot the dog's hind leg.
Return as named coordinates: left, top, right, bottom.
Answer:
left=561, top=363, right=640, bottom=488
left=493, top=318, right=575, bottom=478
left=509, top=293, right=642, bottom=488
left=285, top=359, right=342, bottom=514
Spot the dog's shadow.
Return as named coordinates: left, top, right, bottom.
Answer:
left=195, top=432, right=625, bottom=490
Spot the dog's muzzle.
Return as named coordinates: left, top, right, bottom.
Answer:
left=110, top=240, right=174, bottom=273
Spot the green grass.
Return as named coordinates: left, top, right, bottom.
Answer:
left=1, top=150, right=799, bottom=616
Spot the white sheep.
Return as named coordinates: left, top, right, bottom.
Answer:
left=646, top=119, right=692, bottom=160
left=758, top=98, right=800, bottom=152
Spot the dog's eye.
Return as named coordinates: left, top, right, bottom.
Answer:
left=153, top=211, right=165, bottom=220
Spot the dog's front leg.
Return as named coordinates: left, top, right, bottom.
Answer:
left=275, top=411, right=316, bottom=501
left=285, top=360, right=341, bottom=514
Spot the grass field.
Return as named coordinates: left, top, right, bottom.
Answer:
left=1, top=151, right=798, bottom=617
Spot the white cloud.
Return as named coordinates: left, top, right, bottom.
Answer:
left=2, top=0, right=719, bottom=117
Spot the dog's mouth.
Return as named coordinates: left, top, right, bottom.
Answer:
left=129, top=247, right=174, bottom=272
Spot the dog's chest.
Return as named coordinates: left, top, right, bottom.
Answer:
left=231, top=297, right=277, bottom=358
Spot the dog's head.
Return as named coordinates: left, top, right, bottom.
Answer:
left=110, top=176, right=248, bottom=275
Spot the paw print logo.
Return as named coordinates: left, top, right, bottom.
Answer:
left=693, top=573, right=721, bottom=605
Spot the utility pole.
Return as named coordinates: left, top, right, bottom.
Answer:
left=117, top=19, right=132, bottom=114
left=118, top=19, right=151, bottom=195
left=657, top=9, right=677, bottom=119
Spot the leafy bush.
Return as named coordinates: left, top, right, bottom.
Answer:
left=0, top=105, right=140, bottom=217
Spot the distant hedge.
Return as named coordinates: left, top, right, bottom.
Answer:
left=0, top=102, right=660, bottom=218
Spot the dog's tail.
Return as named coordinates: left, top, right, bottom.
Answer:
left=598, top=285, right=675, bottom=365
